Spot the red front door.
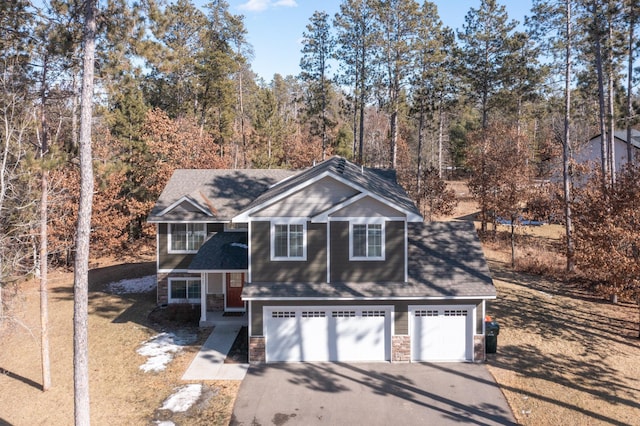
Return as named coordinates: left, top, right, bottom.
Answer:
left=226, top=273, right=245, bottom=309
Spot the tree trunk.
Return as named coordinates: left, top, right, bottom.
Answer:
left=74, top=0, right=96, bottom=424
left=627, top=8, right=635, bottom=166
left=563, top=0, right=575, bottom=272
left=511, top=221, right=516, bottom=268
left=593, top=3, right=609, bottom=187
left=607, top=20, right=615, bottom=185
left=358, top=42, right=366, bottom=165
left=438, top=104, right=444, bottom=179
left=390, top=107, right=397, bottom=169
left=39, top=54, right=51, bottom=392
left=40, top=169, right=51, bottom=392
left=416, top=104, right=425, bottom=209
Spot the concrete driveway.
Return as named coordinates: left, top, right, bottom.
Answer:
left=230, top=362, right=516, bottom=425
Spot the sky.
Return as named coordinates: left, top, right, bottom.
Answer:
left=212, top=0, right=534, bottom=82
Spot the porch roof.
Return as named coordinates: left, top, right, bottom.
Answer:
left=189, top=232, right=248, bottom=270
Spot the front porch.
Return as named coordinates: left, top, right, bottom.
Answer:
left=200, top=310, right=248, bottom=327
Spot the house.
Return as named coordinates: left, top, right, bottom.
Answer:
left=147, top=157, right=496, bottom=363
left=575, top=129, right=640, bottom=174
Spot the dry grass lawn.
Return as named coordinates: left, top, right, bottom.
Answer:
left=1, top=182, right=639, bottom=425
left=0, top=257, right=239, bottom=425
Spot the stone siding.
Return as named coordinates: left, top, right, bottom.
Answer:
left=474, top=335, right=486, bottom=362
left=392, top=335, right=411, bottom=362
left=206, top=294, right=224, bottom=311
left=249, top=337, right=266, bottom=364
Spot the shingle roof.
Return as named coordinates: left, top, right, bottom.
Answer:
left=188, top=232, right=248, bottom=270
left=242, top=221, right=495, bottom=300
left=238, top=157, right=421, bottom=219
left=148, top=169, right=296, bottom=222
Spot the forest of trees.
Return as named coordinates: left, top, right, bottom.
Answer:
left=2, top=0, right=640, bottom=328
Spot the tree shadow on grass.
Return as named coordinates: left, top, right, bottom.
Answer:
left=0, top=367, right=42, bottom=391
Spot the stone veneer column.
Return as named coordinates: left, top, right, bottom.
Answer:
left=157, top=273, right=169, bottom=305
left=391, top=335, right=411, bottom=362
left=249, top=337, right=265, bottom=363
left=474, top=335, right=486, bottom=362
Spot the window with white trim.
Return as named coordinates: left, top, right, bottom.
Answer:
left=168, top=278, right=201, bottom=303
left=350, top=222, right=384, bottom=260
left=271, top=221, right=306, bottom=260
left=168, top=223, right=206, bottom=253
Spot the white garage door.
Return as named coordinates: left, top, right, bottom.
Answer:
left=410, top=305, right=473, bottom=362
left=264, top=306, right=391, bottom=362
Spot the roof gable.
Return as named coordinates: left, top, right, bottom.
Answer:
left=148, top=169, right=296, bottom=222
left=158, top=196, right=212, bottom=218
left=233, top=157, right=422, bottom=222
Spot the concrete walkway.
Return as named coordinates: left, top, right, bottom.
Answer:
left=182, top=324, right=249, bottom=381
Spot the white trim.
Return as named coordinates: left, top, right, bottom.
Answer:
left=200, top=273, right=206, bottom=322
left=326, top=221, right=331, bottom=283
left=167, top=223, right=207, bottom=254
left=270, top=219, right=308, bottom=261
left=168, top=276, right=202, bottom=304
left=349, top=220, right=385, bottom=261
left=404, top=221, right=408, bottom=282
left=248, top=222, right=252, bottom=283
left=155, top=224, right=160, bottom=274
left=158, top=195, right=212, bottom=217
left=243, top=295, right=497, bottom=301
left=248, top=301, right=253, bottom=338
left=158, top=269, right=192, bottom=273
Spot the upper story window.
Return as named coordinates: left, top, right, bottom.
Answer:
left=168, top=277, right=201, bottom=303
left=350, top=221, right=384, bottom=260
left=168, top=223, right=206, bottom=253
left=271, top=220, right=307, bottom=261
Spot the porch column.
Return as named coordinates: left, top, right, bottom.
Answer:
left=200, top=272, right=206, bottom=324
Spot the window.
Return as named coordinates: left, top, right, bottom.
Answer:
left=169, top=223, right=206, bottom=253
left=271, top=221, right=306, bottom=260
left=169, top=278, right=201, bottom=303
left=350, top=222, right=384, bottom=260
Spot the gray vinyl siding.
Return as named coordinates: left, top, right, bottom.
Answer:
left=250, top=299, right=483, bottom=336
left=330, top=221, right=404, bottom=282
left=251, top=221, right=327, bottom=283
left=253, top=177, right=358, bottom=217
left=158, top=223, right=224, bottom=270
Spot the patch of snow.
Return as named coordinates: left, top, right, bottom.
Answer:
left=107, top=275, right=156, bottom=294
left=137, top=331, right=197, bottom=373
left=230, top=242, right=248, bottom=249
left=161, top=384, right=202, bottom=413
left=154, top=421, right=175, bottom=426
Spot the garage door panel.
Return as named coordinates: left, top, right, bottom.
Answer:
left=265, top=306, right=390, bottom=362
left=410, top=305, right=473, bottom=362
left=267, top=311, right=303, bottom=362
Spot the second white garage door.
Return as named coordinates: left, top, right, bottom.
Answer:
left=264, top=306, right=391, bottom=362
left=410, top=305, right=474, bottom=362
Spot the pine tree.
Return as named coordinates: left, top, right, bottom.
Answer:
left=457, top=0, right=517, bottom=129
left=334, top=0, right=377, bottom=163
left=300, top=10, right=335, bottom=161
left=371, top=0, right=419, bottom=168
